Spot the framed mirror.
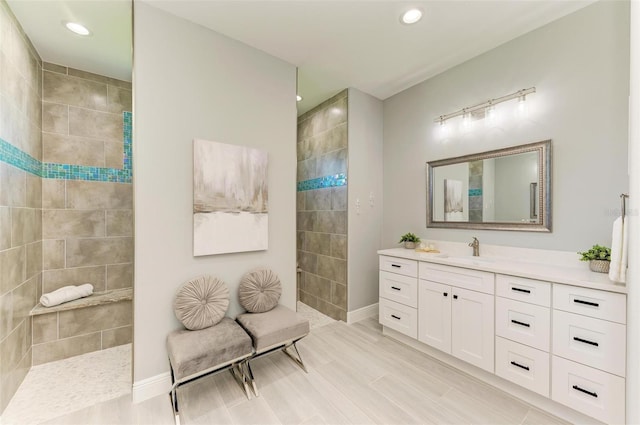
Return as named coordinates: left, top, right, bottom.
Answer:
left=426, top=140, right=551, bottom=232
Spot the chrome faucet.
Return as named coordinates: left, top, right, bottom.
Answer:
left=469, top=237, right=480, bottom=257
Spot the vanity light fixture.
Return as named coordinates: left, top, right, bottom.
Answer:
left=63, top=21, right=91, bottom=36
left=401, top=8, right=423, bottom=25
left=434, top=87, right=536, bottom=125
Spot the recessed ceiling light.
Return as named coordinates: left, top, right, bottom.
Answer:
left=63, top=21, right=91, bottom=36
left=401, top=8, right=423, bottom=25
left=296, top=95, right=303, bottom=102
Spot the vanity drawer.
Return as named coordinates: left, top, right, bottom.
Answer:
left=419, top=262, right=494, bottom=295
left=553, top=285, right=626, bottom=324
left=552, top=310, right=626, bottom=377
left=552, top=356, right=625, bottom=425
left=379, top=256, right=418, bottom=278
left=496, top=297, right=550, bottom=351
left=496, top=275, right=550, bottom=307
left=379, top=298, right=417, bottom=338
left=379, top=271, right=417, bottom=308
left=496, top=337, right=549, bottom=397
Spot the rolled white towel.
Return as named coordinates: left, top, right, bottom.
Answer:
left=40, top=284, right=94, bottom=307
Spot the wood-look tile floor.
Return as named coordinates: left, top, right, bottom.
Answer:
left=39, top=317, right=570, bottom=425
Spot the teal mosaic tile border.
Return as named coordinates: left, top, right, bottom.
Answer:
left=0, top=112, right=132, bottom=183
left=297, top=173, right=347, bottom=192
left=468, top=188, right=482, bottom=196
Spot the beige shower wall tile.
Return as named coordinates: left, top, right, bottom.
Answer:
left=42, top=179, right=65, bottom=209
left=304, top=232, right=331, bottom=256
left=43, top=62, right=67, bottom=75
left=43, top=133, right=105, bottom=167
left=42, top=102, right=68, bottom=135
left=0, top=163, right=26, bottom=207
left=314, top=211, right=347, bottom=234
left=69, top=106, right=123, bottom=141
left=43, top=209, right=105, bottom=239
left=317, top=148, right=347, bottom=177
left=66, top=237, right=132, bottom=268
left=33, top=313, right=58, bottom=344
left=0, top=318, right=28, bottom=377
left=317, top=255, right=346, bottom=284
left=43, top=71, right=108, bottom=111
left=26, top=241, right=42, bottom=279
left=102, top=325, right=132, bottom=349
left=331, top=282, right=347, bottom=307
left=58, top=300, right=132, bottom=339
left=2, top=246, right=28, bottom=295
left=0, top=290, right=12, bottom=341
left=0, top=206, right=10, bottom=250
left=24, top=120, right=42, bottom=161
left=26, top=173, right=41, bottom=209
left=66, top=181, right=132, bottom=209
left=104, top=139, right=124, bottom=169
left=330, top=234, right=347, bottom=260
left=305, top=188, right=331, bottom=211
left=32, top=332, right=101, bottom=365
left=106, top=263, right=133, bottom=290
left=11, top=207, right=41, bottom=246
left=331, top=187, right=347, bottom=211
left=11, top=274, right=36, bottom=328
left=0, top=345, right=30, bottom=413
left=107, top=86, right=132, bottom=114
left=106, top=210, right=132, bottom=237
left=42, top=265, right=106, bottom=294
left=42, top=239, right=65, bottom=271
left=68, top=68, right=131, bottom=90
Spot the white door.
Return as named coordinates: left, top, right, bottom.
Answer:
left=451, top=287, right=495, bottom=373
left=418, top=280, right=452, bottom=353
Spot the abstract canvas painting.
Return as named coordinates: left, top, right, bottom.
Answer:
left=444, top=179, right=463, bottom=222
left=193, top=139, right=268, bottom=256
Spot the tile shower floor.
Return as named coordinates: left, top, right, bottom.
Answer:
left=1, top=303, right=333, bottom=425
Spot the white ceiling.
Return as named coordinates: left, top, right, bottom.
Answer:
left=7, top=0, right=593, bottom=114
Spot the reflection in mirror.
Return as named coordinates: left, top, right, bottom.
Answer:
left=427, top=140, right=551, bottom=232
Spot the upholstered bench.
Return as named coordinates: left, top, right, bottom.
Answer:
left=235, top=269, right=310, bottom=396
left=166, top=276, right=254, bottom=425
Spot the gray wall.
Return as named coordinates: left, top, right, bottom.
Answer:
left=347, top=88, right=383, bottom=312
left=494, top=153, right=538, bottom=222
left=383, top=0, right=629, bottom=251
left=133, top=2, right=296, bottom=383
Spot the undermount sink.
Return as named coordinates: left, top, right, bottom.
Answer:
left=445, top=256, right=500, bottom=266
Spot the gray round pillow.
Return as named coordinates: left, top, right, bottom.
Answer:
left=239, top=268, right=282, bottom=313
left=173, top=275, right=229, bottom=330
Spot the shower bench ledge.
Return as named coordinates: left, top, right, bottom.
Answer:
left=29, top=287, right=133, bottom=316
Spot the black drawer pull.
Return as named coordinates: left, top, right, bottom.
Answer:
left=510, top=361, right=530, bottom=371
left=391, top=314, right=401, bottom=320
left=574, top=299, right=599, bottom=307
left=511, top=287, right=531, bottom=294
left=453, top=295, right=458, bottom=299
left=443, top=292, right=448, bottom=297
left=573, top=385, right=598, bottom=398
left=391, top=264, right=401, bottom=268
left=391, top=286, right=401, bottom=291
left=573, top=336, right=599, bottom=347
left=511, top=319, right=530, bottom=328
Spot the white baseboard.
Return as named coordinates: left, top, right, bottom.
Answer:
left=132, top=372, right=172, bottom=404
left=347, top=303, right=378, bottom=324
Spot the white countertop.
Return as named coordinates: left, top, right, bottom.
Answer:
left=378, top=248, right=627, bottom=294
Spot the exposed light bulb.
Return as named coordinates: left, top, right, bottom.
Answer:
left=485, top=105, right=500, bottom=127
left=439, top=119, right=450, bottom=138
left=461, top=111, right=473, bottom=132
left=517, top=95, right=528, bottom=117
left=296, top=95, right=303, bottom=102
left=401, top=8, right=423, bottom=25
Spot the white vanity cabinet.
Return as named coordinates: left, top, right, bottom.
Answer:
left=551, top=285, right=627, bottom=425
left=378, top=256, right=418, bottom=338
left=418, top=263, right=495, bottom=373
left=494, top=275, right=551, bottom=397
left=378, top=249, right=628, bottom=425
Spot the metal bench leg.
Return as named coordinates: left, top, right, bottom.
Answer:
left=282, top=342, right=308, bottom=373
left=168, top=366, right=181, bottom=425
left=243, top=359, right=259, bottom=397
left=229, top=363, right=252, bottom=400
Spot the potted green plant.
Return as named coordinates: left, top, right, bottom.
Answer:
left=577, top=244, right=611, bottom=273
left=399, top=232, right=421, bottom=249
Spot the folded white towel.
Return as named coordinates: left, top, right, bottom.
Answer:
left=609, top=216, right=628, bottom=283
left=40, top=284, right=94, bottom=307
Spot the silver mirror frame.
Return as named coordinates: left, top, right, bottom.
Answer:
left=426, top=140, right=552, bottom=232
